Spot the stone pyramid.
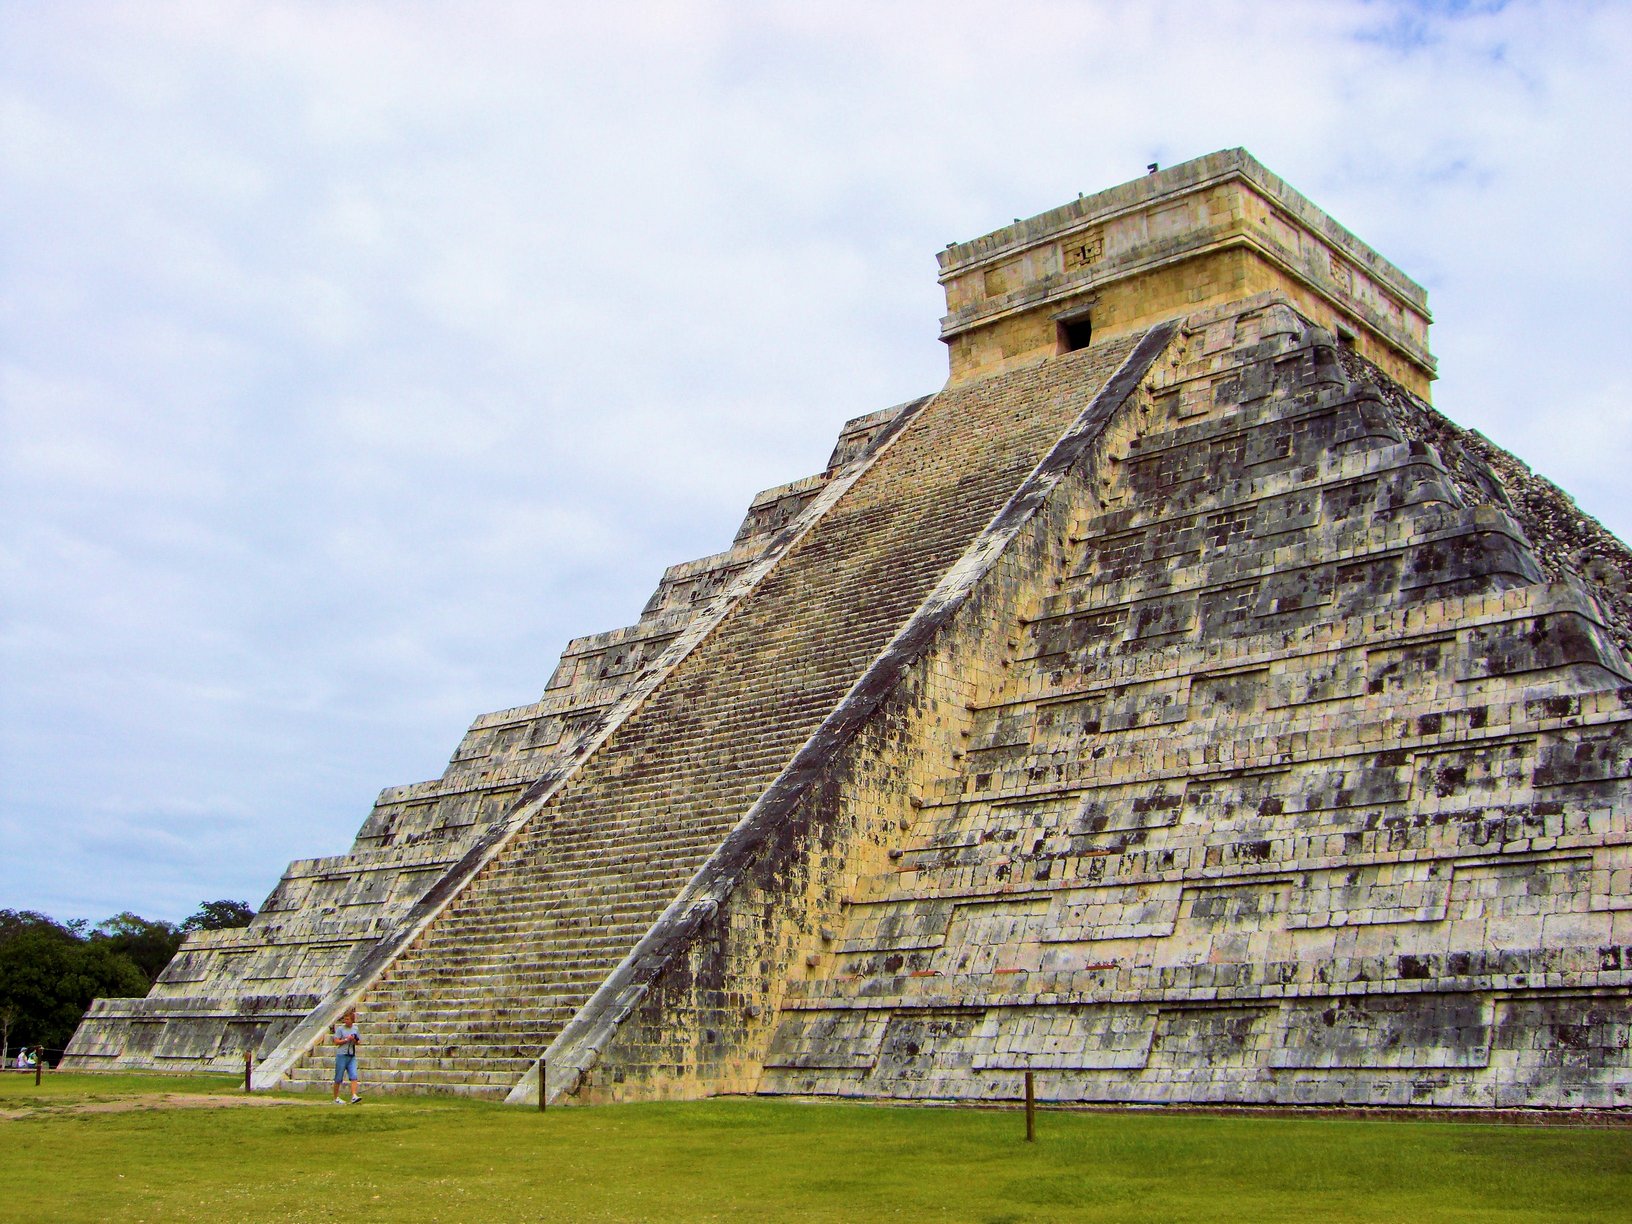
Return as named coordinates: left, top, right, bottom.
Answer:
left=67, top=150, right=1632, bottom=1111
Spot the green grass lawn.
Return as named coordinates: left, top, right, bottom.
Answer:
left=2, top=1073, right=1629, bottom=1223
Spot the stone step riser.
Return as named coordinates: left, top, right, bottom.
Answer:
left=283, top=340, right=1145, bottom=1095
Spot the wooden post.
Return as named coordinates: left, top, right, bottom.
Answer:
left=34, top=1048, right=43, bottom=1087
left=538, top=1059, right=547, bottom=1112
left=1024, top=1069, right=1035, bottom=1142
left=244, top=1050, right=254, bottom=1093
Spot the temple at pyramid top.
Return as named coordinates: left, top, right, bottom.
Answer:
left=937, top=149, right=1434, bottom=394
left=67, top=150, right=1631, bottom=1113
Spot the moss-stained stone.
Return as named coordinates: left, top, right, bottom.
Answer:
left=748, top=304, right=1632, bottom=1110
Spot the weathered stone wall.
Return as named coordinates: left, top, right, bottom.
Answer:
left=535, top=333, right=1176, bottom=1104
left=748, top=300, right=1632, bottom=1109
left=549, top=296, right=1632, bottom=1111
left=1342, top=348, right=1632, bottom=659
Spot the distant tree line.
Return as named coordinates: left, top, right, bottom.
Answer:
left=0, top=900, right=254, bottom=1063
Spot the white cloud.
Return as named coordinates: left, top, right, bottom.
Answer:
left=1, top=0, right=1627, bottom=921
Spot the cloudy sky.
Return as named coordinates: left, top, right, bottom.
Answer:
left=2, top=0, right=1628, bottom=925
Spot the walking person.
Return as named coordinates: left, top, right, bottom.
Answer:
left=331, top=1007, right=361, bottom=1103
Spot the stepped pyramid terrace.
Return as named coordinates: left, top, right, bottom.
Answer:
left=67, top=150, right=1632, bottom=1110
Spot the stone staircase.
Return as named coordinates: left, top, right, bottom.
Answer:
left=281, top=331, right=1153, bottom=1096
left=64, top=400, right=906, bottom=1075
left=329, top=829, right=725, bottom=1093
